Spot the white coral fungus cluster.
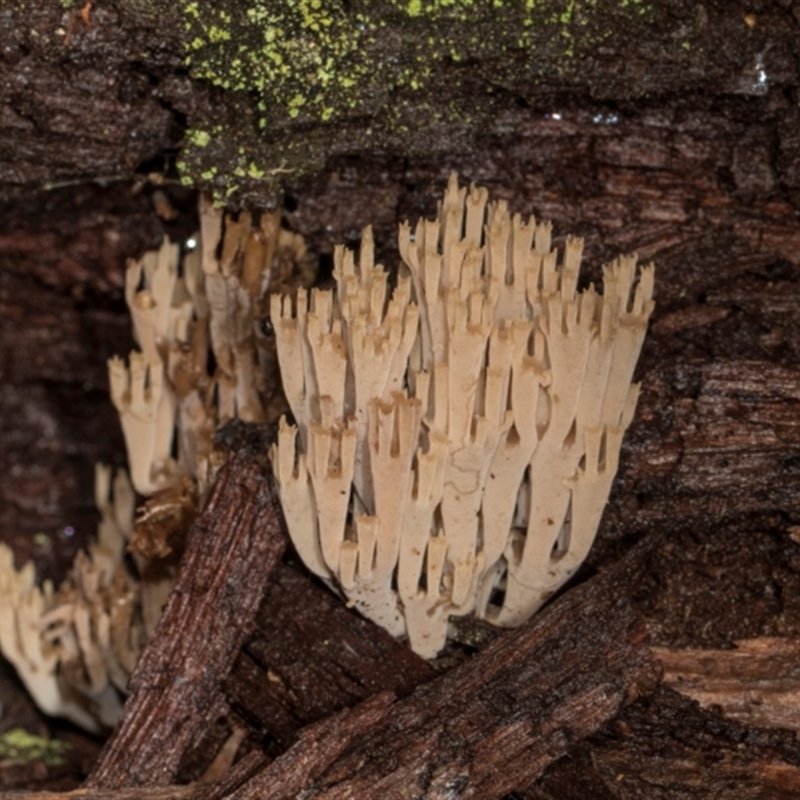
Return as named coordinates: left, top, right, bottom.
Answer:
left=270, top=175, right=654, bottom=658
left=0, top=467, right=139, bottom=732
left=110, top=201, right=285, bottom=497
left=0, top=204, right=314, bottom=731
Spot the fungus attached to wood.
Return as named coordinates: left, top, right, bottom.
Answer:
left=112, top=200, right=317, bottom=498
left=0, top=203, right=316, bottom=731
left=270, top=175, right=654, bottom=657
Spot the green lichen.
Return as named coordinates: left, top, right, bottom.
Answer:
left=177, top=0, right=653, bottom=198
left=181, top=0, right=650, bottom=128
left=187, top=129, right=211, bottom=148
left=182, top=0, right=375, bottom=124
left=0, top=729, right=69, bottom=767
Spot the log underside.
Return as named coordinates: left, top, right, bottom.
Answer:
left=3, top=0, right=800, bottom=797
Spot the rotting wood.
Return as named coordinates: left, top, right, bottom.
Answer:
left=85, top=429, right=287, bottom=790
left=2, top=698, right=391, bottom=800
left=520, top=686, right=800, bottom=800
left=654, top=637, right=800, bottom=733
left=3, top=788, right=199, bottom=800
left=191, top=751, right=269, bottom=800
left=221, top=540, right=661, bottom=799
left=6, top=538, right=659, bottom=800
left=201, top=694, right=396, bottom=800
left=2, top=2, right=800, bottom=206
left=224, top=563, right=437, bottom=752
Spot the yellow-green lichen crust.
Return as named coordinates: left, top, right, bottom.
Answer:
left=0, top=729, right=69, bottom=766
left=178, top=0, right=653, bottom=199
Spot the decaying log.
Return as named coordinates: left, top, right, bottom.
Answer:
left=5, top=538, right=660, bottom=800
left=207, top=541, right=661, bottom=799
left=654, top=637, right=800, bottom=733
left=627, top=360, right=800, bottom=532
left=522, top=686, right=800, bottom=800
left=85, top=435, right=287, bottom=790
left=4, top=1, right=799, bottom=206
left=225, top=563, right=437, bottom=752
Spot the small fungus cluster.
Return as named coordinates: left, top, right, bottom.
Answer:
left=0, top=203, right=314, bottom=730
left=270, top=175, right=654, bottom=657
left=0, top=467, right=138, bottom=732
left=110, top=199, right=313, bottom=499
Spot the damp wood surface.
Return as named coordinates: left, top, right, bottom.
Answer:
left=85, top=432, right=287, bottom=790
left=3, top=539, right=661, bottom=799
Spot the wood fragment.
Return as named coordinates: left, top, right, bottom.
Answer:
left=518, top=683, right=800, bottom=800
left=85, top=436, right=287, bottom=789
left=225, top=563, right=436, bottom=751
left=654, top=637, right=800, bottom=732
left=652, top=304, right=730, bottom=335
left=522, top=686, right=800, bottom=800
left=3, top=789, right=198, bottom=800
left=191, top=752, right=269, bottom=800
left=198, top=724, right=248, bottom=784
left=210, top=694, right=396, bottom=800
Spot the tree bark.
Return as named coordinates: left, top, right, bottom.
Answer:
left=5, top=530, right=659, bottom=800
left=1, top=2, right=799, bottom=205
left=222, top=539, right=659, bottom=799
left=85, top=434, right=287, bottom=789
left=654, top=637, right=800, bottom=733
left=522, top=686, right=800, bottom=800
left=225, top=563, right=437, bottom=753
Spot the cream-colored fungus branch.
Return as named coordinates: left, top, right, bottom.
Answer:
left=271, top=174, right=654, bottom=657
left=1, top=200, right=316, bottom=730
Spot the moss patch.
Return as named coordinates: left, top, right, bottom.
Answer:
left=0, top=729, right=69, bottom=766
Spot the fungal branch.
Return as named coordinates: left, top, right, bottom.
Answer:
left=0, top=201, right=316, bottom=732
left=0, top=467, right=137, bottom=734
left=270, top=174, right=654, bottom=657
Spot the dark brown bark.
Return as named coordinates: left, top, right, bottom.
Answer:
left=4, top=789, right=197, bottom=800
left=5, top=539, right=658, bottom=800
left=1, top=3, right=800, bottom=206
left=224, top=563, right=437, bottom=752
left=522, top=686, right=800, bottom=800
left=85, top=437, right=287, bottom=790
left=211, top=694, right=397, bottom=800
